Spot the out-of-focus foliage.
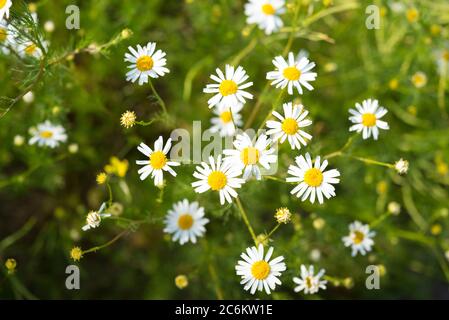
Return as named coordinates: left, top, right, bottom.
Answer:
left=1, top=0, right=449, bottom=299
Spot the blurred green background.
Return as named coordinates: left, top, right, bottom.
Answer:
left=1, top=0, right=449, bottom=299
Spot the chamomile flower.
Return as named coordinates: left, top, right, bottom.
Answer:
left=29, top=121, right=67, bottom=148
left=266, top=102, right=312, bottom=150
left=435, top=48, right=449, bottom=75
left=124, top=42, right=169, bottom=85
left=348, top=99, right=389, bottom=140
left=81, top=203, right=111, bottom=231
left=411, top=71, right=427, bottom=88
left=136, top=136, right=180, bottom=186
left=223, top=133, right=277, bottom=180
left=203, top=64, right=253, bottom=108
left=244, top=0, right=285, bottom=35
left=266, top=52, right=317, bottom=95
left=163, top=199, right=209, bottom=245
left=235, top=244, right=286, bottom=295
left=209, top=102, right=243, bottom=137
left=191, top=155, right=245, bottom=205
left=0, top=0, right=12, bottom=21
left=342, top=221, right=376, bottom=256
left=0, top=19, right=15, bottom=54
left=17, top=40, right=46, bottom=59
left=293, top=265, right=327, bottom=295
left=287, top=153, right=340, bottom=204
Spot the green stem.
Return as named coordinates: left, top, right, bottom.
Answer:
left=345, top=155, right=395, bottom=169
left=438, top=61, right=448, bottom=120
left=324, top=134, right=357, bottom=159
left=202, top=239, right=224, bottom=300
left=263, top=223, right=281, bottom=242
left=370, top=212, right=392, bottom=228
left=82, top=229, right=130, bottom=255
left=235, top=197, right=258, bottom=245
left=257, top=88, right=286, bottom=131
left=148, top=79, right=167, bottom=114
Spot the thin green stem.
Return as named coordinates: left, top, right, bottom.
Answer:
left=202, top=239, right=224, bottom=300
left=438, top=61, right=448, bottom=120
left=106, top=182, right=113, bottom=206
left=370, top=212, right=392, bottom=228
left=148, top=79, right=167, bottom=114
left=345, top=155, right=395, bottom=169
left=82, top=229, right=130, bottom=255
left=235, top=197, right=258, bottom=245
left=324, top=134, right=357, bottom=159
left=263, top=223, right=281, bottom=242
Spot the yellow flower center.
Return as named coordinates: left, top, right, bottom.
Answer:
left=305, top=276, right=313, bottom=288
left=207, top=171, right=227, bottom=191
left=283, top=66, right=301, bottom=81
left=178, top=214, right=194, bottom=230
left=240, top=147, right=260, bottom=165
left=406, top=8, right=419, bottom=23
left=40, top=130, right=53, bottom=139
left=0, top=0, right=6, bottom=9
left=442, top=50, right=449, bottom=62
left=281, top=118, right=299, bottom=135
left=25, top=43, right=37, bottom=55
left=0, top=28, right=6, bottom=42
left=353, top=230, right=365, bottom=244
left=412, top=73, right=426, bottom=87
left=150, top=151, right=167, bottom=170
left=220, top=110, right=233, bottom=123
left=304, top=168, right=323, bottom=187
left=219, top=80, right=238, bottom=96
left=262, top=4, right=275, bottom=15
left=362, top=113, right=376, bottom=127
left=136, top=55, right=154, bottom=72
left=251, top=260, right=271, bottom=280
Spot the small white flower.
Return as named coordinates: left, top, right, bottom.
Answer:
left=203, top=64, right=253, bottom=108
left=266, top=102, right=312, bottom=150
left=434, top=48, right=449, bottom=76
left=394, top=158, right=409, bottom=174
left=342, top=221, right=376, bottom=256
left=124, top=42, right=169, bottom=85
left=0, top=19, right=15, bottom=55
left=13, top=135, right=24, bottom=146
left=387, top=201, right=401, bottom=215
left=17, top=40, right=46, bottom=59
left=44, top=20, right=55, bottom=33
left=266, top=52, right=317, bottom=95
left=192, top=155, right=245, bottom=205
left=235, top=244, right=286, bottom=295
left=209, top=102, right=243, bottom=137
left=287, top=153, right=340, bottom=204
left=164, top=199, right=209, bottom=245
left=223, top=133, right=277, bottom=181
left=136, top=136, right=180, bottom=186
left=293, top=265, right=327, bottom=294
left=82, top=203, right=111, bottom=231
left=244, top=0, right=285, bottom=35
left=29, top=121, right=67, bottom=148
left=411, top=71, right=427, bottom=88
left=274, top=207, right=291, bottom=224
left=348, top=99, right=389, bottom=140
left=22, top=91, right=34, bottom=104
left=0, top=0, right=12, bottom=21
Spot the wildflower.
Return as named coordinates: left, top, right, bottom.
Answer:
left=18, top=40, right=46, bottom=59
left=411, top=71, right=427, bottom=88
left=387, top=201, right=401, bottom=215
left=13, top=135, right=24, bottom=146
left=313, top=217, right=325, bottom=230
left=256, top=233, right=270, bottom=246
left=235, top=244, right=286, bottom=295
left=430, top=224, right=442, bottom=236
left=96, top=172, right=107, bottom=185
left=0, top=19, right=15, bottom=55
left=5, top=258, right=16, bottom=274
left=266, top=52, right=317, bottom=95
left=394, top=158, right=409, bottom=175
left=293, top=265, right=327, bottom=294
left=209, top=102, right=243, bottom=137
left=244, top=0, right=285, bottom=35
left=22, top=91, right=34, bottom=104
left=223, top=133, right=277, bottom=180
left=164, top=199, right=209, bottom=245
left=44, top=20, right=55, bottom=33
left=192, top=155, right=244, bottom=205
left=29, top=121, right=67, bottom=148
left=266, top=102, right=312, bottom=150
left=430, top=24, right=441, bottom=36
left=0, top=0, right=12, bottom=20
left=175, top=275, right=189, bottom=289
left=136, top=137, right=180, bottom=186
left=70, top=247, right=83, bottom=261
left=104, top=156, right=129, bottom=178
left=120, top=110, right=136, bottom=128
left=82, top=203, right=111, bottom=231
left=406, top=7, right=419, bottom=23
left=274, top=207, right=291, bottom=224
left=342, top=221, right=375, bottom=256
left=124, top=42, right=169, bottom=85
left=435, top=48, right=449, bottom=76
left=348, top=98, right=389, bottom=140
left=343, top=277, right=354, bottom=289
left=310, top=249, right=321, bottom=262
left=388, top=78, right=399, bottom=90
left=203, top=64, right=253, bottom=108
left=68, top=143, right=79, bottom=154
left=287, top=153, right=340, bottom=204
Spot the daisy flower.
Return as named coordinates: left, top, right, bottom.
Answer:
left=266, top=102, right=312, bottom=150
left=348, top=99, right=389, bottom=140
left=223, top=133, right=277, bottom=180
left=136, top=136, right=180, bottom=186
left=266, top=52, right=317, bottom=95
left=235, top=244, right=286, bottom=295
left=29, top=121, right=67, bottom=148
left=0, top=0, right=12, bottom=21
left=163, top=199, right=209, bottom=245
left=293, top=265, right=327, bottom=294
left=209, top=102, right=243, bottom=137
left=244, top=0, right=285, bottom=35
left=124, top=42, right=169, bottom=85
left=203, top=64, right=253, bottom=108
left=82, top=203, right=111, bottom=231
left=342, top=221, right=376, bottom=256
left=411, top=71, right=427, bottom=88
left=191, top=155, right=245, bottom=205
left=287, top=153, right=340, bottom=204
left=0, top=19, right=15, bottom=54
left=17, top=40, right=46, bottom=59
